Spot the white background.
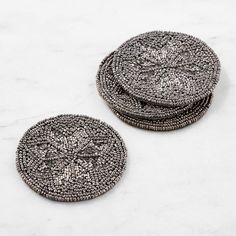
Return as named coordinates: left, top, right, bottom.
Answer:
left=0, top=0, right=235, bottom=235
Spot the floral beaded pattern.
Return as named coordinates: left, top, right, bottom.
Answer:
left=16, top=115, right=126, bottom=201
left=113, top=31, right=220, bottom=106
left=97, top=52, right=191, bottom=120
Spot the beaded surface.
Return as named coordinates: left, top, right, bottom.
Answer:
left=97, top=52, right=192, bottom=119
left=111, top=95, right=212, bottom=131
left=113, top=31, right=220, bottom=106
left=16, top=114, right=127, bottom=202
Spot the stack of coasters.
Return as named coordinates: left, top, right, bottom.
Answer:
left=97, top=31, right=221, bottom=131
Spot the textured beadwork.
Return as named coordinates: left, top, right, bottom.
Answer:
left=97, top=52, right=192, bottom=120
left=113, top=31, right=220, bottom=106
left=16, top=115, right=127, bottom=202
left=111, top=95, right=212, bottom=131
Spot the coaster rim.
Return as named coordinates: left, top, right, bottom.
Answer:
left=110, top=94, right=212, bottom=131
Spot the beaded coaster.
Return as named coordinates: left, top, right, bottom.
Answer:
left=97, top=52, right=191, bottom=119
left=16, top=115, right=127, bottom=202
left=110, top=95, right=212, bottom=131
left=113, top=31, right=220, bottom=106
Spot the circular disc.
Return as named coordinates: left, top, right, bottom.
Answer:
left=16, top=114, right=127, bottom=202
left=110, top=95, right=212, bottom=131
left=97, top=52, right=191, bottom=119
left=113, top=31, right=220, bottom=106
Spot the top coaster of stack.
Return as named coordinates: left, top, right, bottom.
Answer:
left=112, top=31, right=221, bottom=106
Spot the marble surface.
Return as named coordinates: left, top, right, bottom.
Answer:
left=0, top=0, right=236, bottom=235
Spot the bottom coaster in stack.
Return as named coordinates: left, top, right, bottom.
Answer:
left=110, top=95, right=212, bottom=131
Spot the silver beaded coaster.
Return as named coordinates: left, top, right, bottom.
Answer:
left=97, top=52, right=191, bottom=120
left=111, top=95, right=212, bottom=131
left=16, top=114, right=127, bottom=202
left=113, top=31, right=220, bottom=106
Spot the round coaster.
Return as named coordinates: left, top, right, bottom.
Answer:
left=113, top=31, right=220, bottom=106
left=16, top=114, right=127, bottom=202
left=110, top=95, right=212, bottom=131
left=97, top=52, right=191, bottom=120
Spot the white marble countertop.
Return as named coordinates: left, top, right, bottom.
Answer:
left=0, top=0, right=236, bottom=235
